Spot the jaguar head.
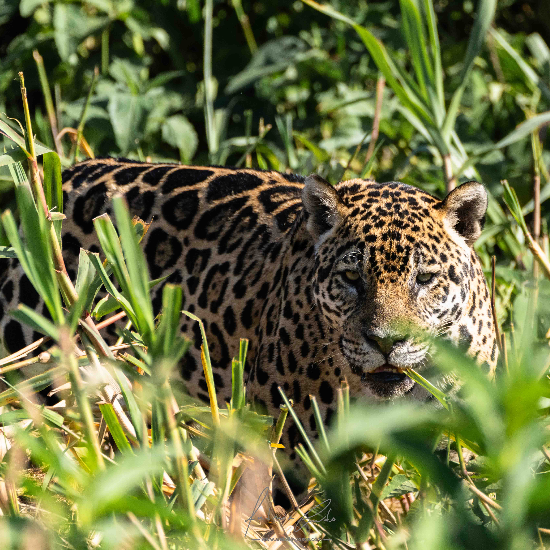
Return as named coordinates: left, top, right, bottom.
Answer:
left=302, top=175, right=488, bottom=398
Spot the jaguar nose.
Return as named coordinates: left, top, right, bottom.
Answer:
left=364, top=329, right=405, bottom=356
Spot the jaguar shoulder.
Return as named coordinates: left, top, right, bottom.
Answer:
left=0, top=158, right=497, bottom=439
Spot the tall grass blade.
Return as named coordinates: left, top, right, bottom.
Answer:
left=277, top=386, right=326, bottom=474
left=302, top=0, right=435, bottom=130
left=442, top=0, right=497, bottom=140
left=99, top=403, right=134, bottom=455
left=2, top=185, right=64, bottom=324
left=10, top=305, right=60, bottom=341
left=42, top=152, right=63, bottom=240
left=400, top=0, right=434, bottom=101
left=422, top=0, right=444, bottom=110
left=182, top=311, right=220, bottom=426
left=203, top=0, right=217, bottom=156
left=491, top=28, right=550, bottom=103
left=112, top=196, right=155, bottom=343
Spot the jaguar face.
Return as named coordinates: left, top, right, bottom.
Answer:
left=302, top=175, right=488, bottom=398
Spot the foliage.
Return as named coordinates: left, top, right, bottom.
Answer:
left=1, top=0, right=550, bottom=548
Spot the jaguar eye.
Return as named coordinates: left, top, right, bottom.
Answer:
left=343, top=270, right=361, bottom=283
left=416, top=272, right=435, bottom=284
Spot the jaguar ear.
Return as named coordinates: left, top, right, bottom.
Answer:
left=302, top=175, right=344, bottom=240
left=441, top=181, right=488, bottom=246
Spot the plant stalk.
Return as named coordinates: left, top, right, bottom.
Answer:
left=33, top=50, right=61, bottom=156
left=365, top=75, right=386, bottom=163
left=73, top=67, right=99, bottom=163
left=231, top=0, right=258, bottom=54
left=203, top=0, right=217, bottom=156
left=444, top=154, right=454, bottom=192
left=18, top=73, right=50, bottom=218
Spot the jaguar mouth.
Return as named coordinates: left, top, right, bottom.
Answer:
left=361, top=364, right=415, bottom=397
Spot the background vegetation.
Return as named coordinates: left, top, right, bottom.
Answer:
left=1, top=0, right=550, bottom=548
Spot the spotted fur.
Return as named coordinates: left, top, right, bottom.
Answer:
left=0, top=159, right=496, bottom=442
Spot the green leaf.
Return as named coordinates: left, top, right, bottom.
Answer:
left=493, top=111, right=550, bottom=150
left=404, top=367, right=449, bottom=409
left=302, top=1, right=435, bottom=129
left=422, top=0, right=444, bottom=108
left=107, top=93, right=146, bottom=153
left=162, top=115, right=198, bottom=162
left=501, top=180, right=528, bottom=233
left=0, top=118, right=28, bottom=151
left=230, top=359, right=245, bottom=411
left=92, top=295, right=121, bottom=320
left=86, top=250, right=137, bottom=329
left=0, top=367, right=64, bottom=406
left=0, top=246, right=17, bottom=258
left=99, top=403, right=134, bottom=455
left=191, top=478, right=215, bottom=511
left=112, top=197, right=155, bottom=343
left=0, top=118, right=52, bottom=167
left=1, top=185, right=64, bottom=325
left=152, top=284, right=189, bottom=363
left=399, top=0, right=434, bottom=101
left=10, top=304, right=60, bottom=341
left=278, top=386, right=326, bottom=475
left=75, top=249, right=96, bottom=298
left=79, top=446, right=167, bottom=523
left=380, top=474, right=418, bottom=500
left=457, top=110, right=550, bottom=176
left=19, top=0, right=47, bottom=17
left=182, top=310, right=219, bottom=422
left=293, top=132, right=330, bottom=163
left=109, top=362, right=145, bottom=443
left=53, top=4, right=107, bottom=61
left=491, top=28, right=550, bottom=103
left=92, top=274, right=168, bottom=320
left=0, top=407, right=64, bottom=428
left=145, top=70, right=185, bottom=91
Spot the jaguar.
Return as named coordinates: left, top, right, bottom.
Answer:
left=0, top=158, right=497, bottom=460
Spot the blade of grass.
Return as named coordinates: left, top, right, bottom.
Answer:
left=403, top=367, right=449, bottom=409
left=490, top=28, right=550, bottom=103
left=99, top=403, right=134, bottom=455
left=10, top=305, right=60, bottom=341
left=302, top=0, right=436, bottom=133
left=204, top=0, right=217, bottom=156
left=502, top=179, right=550, bottom=279
left=441, top=0, right=497, bottom=141
left=86, top=250, right=139, bottom=329
left=277, top=386, right=326, bottom=475
left=33, top=50, right=61, bottom=156
left=310, top=395, right=330, bottom=455
left=112, top=196, right=155, bottom=344
left=43, top=152, right=63, bottom=241
left=422, top=0, right=444, bottom=110
left=399, top=0, right=434, bottom=102
left=182, top=311, right=220, bottom=427
left=73, top=67, right=99, bottom=163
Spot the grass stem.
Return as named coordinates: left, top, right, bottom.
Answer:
left=491, top=256, right=502, bottom=365
left=33, top=50, right=61, bottom=156
left=365, top=75, right=386, bottom=163
left=73, top=67, right=99, bottom=163
left=101, top=26, right=110, bottom=76
left=203, top=0, right=217, bottom=156
left=231, top=0, right=258, bottom=54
